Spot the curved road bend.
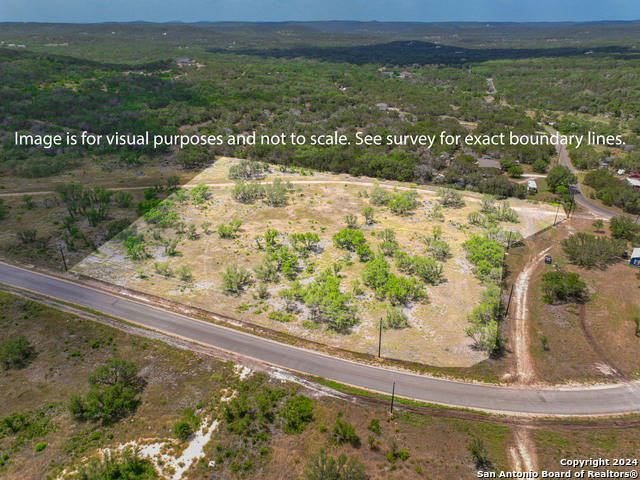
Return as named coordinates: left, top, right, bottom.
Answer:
left=548, top=128, right=617, bottom=220
left=1, top=262, right=639, bottom=416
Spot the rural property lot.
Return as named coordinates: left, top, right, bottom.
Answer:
left=73, top=159, right=558, bottom=367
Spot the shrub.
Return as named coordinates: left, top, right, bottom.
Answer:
left=303, top=271, right=357, bottom=333
left=333, top=228, right=367, bottom=251
left=218, top=219, right=242, bottom=239
left=173, top=420, right=193, bottom=441
left=385, top=275, right=425, bottom=305
left=153, top=261, right=173, bottom=278
left=468, top=438, right=492, bottom=471
left=437, top=187, right=465, bottom=208
left=394, top=251, right=444, bottom=284
left=377, top=228, right=398, bottom=256
left=176, top=265, right=193, bottom=282
left=115, top=191, right=132, bottom=208
left=362, top=206, right=375, bottom=225
left=304, top=449, right=366, bottom=480
left=462, top=235, right=504, bottom=282
left=76, top=447, right=157, bottom=479
left=33, top=442, right=46, bottom=452
left=331, top=418, right=359, bottom=447
left=264, top=178, right=290, bottom=207
left=190, top=183, right=210, bottom=204
left=369, top=187, right=392, bottom=206
left=383, top=308, right=409, bottom=329
left=228, top=159, right=267, bottom=180
left=362, top=255, right=390, bottom=297
left=279, top=395, right=314, bottom=434
left=423, top=236, right=451, bottom=261
left=221, top=264, right=253, bottom=295
left=388, top=190, right=419, bottom=215
left=0, top=336, right=35, bottom=370
left=344, top=214, right=358, bottom=229
left=122, top=235, right=148, bottom=260
left=232, top=181, right=265, bottom=204
left=16, top=229, right=37, bottom=244
left=465, top=284, right=502, bottom=354
left=0, top=336, right=36, bottom=370
left=289, top=232, right=320, bottom=257
left=367, top=418, right=381, bottom=435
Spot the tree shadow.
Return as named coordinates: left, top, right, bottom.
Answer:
left=209, top=40, right=638, bottom=66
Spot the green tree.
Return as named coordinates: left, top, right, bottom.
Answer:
left=69, top=359, right=142, bottom=424
left=546, top=165, right=577, bottom=193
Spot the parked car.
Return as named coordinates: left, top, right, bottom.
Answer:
left=544, top=254, right=552, bottom=264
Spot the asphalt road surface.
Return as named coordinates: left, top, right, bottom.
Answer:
left=1, top=262, right=639, bottom=416
left=550, top=128, right=618, bottom=220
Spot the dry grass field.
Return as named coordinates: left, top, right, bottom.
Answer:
left=73, top=158, right=558, bottom=367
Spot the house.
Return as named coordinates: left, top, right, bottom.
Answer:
left=626, top=178, right=640, bottom=189
left=527, top=180, right=538, bottom=192
left=375, top=103, right=388, bottom=111
left=630, top=248, right=640, bottom=267
left=174, top=57, right=195, bottom=66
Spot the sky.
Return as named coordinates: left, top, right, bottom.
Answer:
left=1, top=0, right=639, bottom=23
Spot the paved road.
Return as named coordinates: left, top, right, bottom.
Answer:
left=1, top=262, right=639, bottom=416
left=487, top=77, right=497, bottom=94
left=549, top=128, right=618, bottom=220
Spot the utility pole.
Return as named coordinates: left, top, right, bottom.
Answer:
left=390, top=381, right=396, bottom=414
left=504, top=284, right=514, bottom=317
left=506, top=230, right=513, bottom=251
left=60, top=247, right=68, bottom=272
left=378, top=319, right=383, bottom=358
left=553, top=203, right=560, bottom=225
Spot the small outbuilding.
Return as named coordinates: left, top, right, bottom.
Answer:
left=630, top=248, right=640, bottom=267
left=626, top=178, right=640, bottom=189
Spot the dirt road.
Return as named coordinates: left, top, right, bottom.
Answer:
left=512, top=247, right=551, bottom=382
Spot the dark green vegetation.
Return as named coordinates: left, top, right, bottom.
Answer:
left=1, top=21, right=640, bottom=276
left=584, top=170, right=640, bottom=213
left=3, top=289, right=640, bottom=478
left=0, top=336, right=35, bottom=370
left=561, top=232, right=625, bottom=267
left=68, top=359, right=144, bottom=424
left=541, top=271, right=588, bottom=303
